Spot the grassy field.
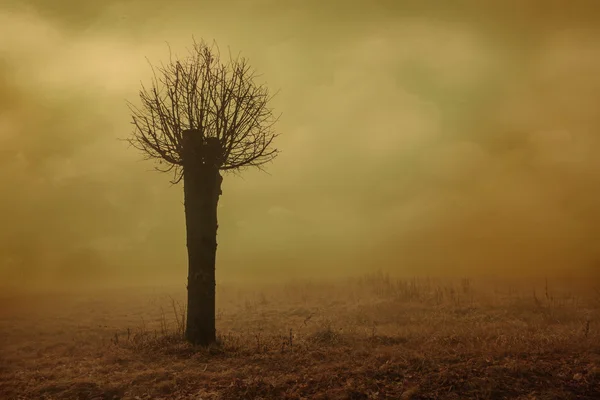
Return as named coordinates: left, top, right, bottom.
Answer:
left=1, top=273, right=599, bottom=399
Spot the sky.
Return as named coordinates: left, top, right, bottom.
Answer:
left=1, top=0, right=599, bottom=291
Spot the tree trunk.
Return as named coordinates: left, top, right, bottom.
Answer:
left=182, top=132, right=222, bottom=346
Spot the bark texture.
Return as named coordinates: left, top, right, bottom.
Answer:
left=182, top=132, right=222, bottom=345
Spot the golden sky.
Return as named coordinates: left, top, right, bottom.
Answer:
left=1, top=1, right=599, bottom=290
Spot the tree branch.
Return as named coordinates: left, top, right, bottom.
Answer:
left=128, top=38, right=279, bottom=182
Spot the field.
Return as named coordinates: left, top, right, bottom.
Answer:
left=1, top=273, right=599, bottom=399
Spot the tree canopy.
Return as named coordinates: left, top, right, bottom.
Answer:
left=128, top=40, right=280, bottom=183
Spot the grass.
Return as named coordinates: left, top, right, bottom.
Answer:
left=1, top=273, right=599, bottom=399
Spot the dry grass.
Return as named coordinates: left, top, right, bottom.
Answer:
left=1, top=273, right=599, bottom=399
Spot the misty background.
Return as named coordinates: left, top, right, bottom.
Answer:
left=1, top=0, right=599, bottom=291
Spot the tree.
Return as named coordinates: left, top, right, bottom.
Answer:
left=127, top=39, right=280, bottom=345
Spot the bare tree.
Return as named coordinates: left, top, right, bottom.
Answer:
left=127, top=39, right=280, bottom=345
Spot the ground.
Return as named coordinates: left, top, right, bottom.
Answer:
left=1, top=273, right=599, bottom=399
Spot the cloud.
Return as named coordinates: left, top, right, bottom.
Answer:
left=1, top=2, right=600, bottom=291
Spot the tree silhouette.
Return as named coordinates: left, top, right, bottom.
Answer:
left=127, top=39, right=280, bottom=345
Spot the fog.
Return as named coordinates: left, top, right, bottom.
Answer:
left=1, top=1, right=599, bottom=292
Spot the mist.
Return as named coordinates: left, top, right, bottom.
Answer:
left=1, top=1, right=599, bottom=292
